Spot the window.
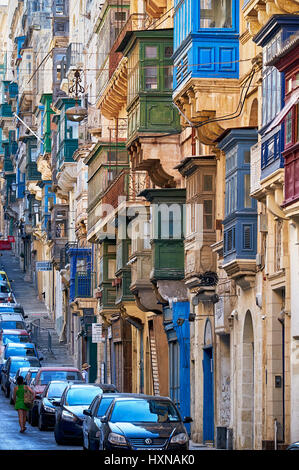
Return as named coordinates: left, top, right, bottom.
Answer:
left=164, top=66, right=173, bottom=89
left=66, top=119, right=78, bottom=139
left=262, top=33, right=282, bottom=126
left=203, top=174, right=213, bottom=192
left=165, top=46, right=173, bottom=58
left=145, top=46, right=157, bottom=59
left=115, top=12, right=127, bottom=22
left=244, top=173, right=251, bottom=208
left=145, top=66, right=158, bottom=89
left=203, top=199, right=213, bottom=230
left=200, top=0, right=232, bottom=29
left=285, top=110, right=292, bottom=146
left=243, top=225, right=252, bottom=250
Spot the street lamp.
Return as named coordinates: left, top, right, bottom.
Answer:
left=66, top=69, right=87, bottom=123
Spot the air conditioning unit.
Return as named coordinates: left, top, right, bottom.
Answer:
left=256, top=253, right=262, bottom=266
left=256, top=293, right=262, bottom=308
left=258, top=213, right=268, bottom=232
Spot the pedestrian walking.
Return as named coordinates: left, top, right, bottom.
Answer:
left=81, top=363, right=91, bottom=383
left=13, top=375, right=35, bottom=433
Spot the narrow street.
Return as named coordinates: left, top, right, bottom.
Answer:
left=0, top=250, right=79, bottom=450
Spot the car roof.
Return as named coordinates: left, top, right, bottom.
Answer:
left=5, top=342, right=34, bottom=347
left=66, top=383, right=102, bottom=388
left=0, top=303, right=22, bottom=309
left=107, top=394, right=173, bottom=401
left=26, top=367, right=40, bottom=372
left=0, top=314, right=24, bottom=320
left=95, top=392, right=134, bottom=399
left=1, top=329, right=28, bottom=334
left=37, top=367, right=80, bottom=371
left=8, top=356, right=39, bottom=362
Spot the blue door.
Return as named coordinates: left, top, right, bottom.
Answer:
left=203, top=347, right=214, bottom=443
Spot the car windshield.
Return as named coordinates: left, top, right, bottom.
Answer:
left=39, top=371, right=82, bottom=385
left=19, top=369, right=29, bottom=378
left=5, top=347, right=35, bottom=358
left=0, top=321, right=25, bottom=329
left=3, top=335, right=28, bottom=344
left=110, top=400, right=181, bottom=423
left=47, top=383, right=68, bottom=398
left=10, top=359, right=39, bottom=373
left=65, top=387, right=101, bottom=406
left=96, top=397, right=114, bottom=417
left=0, top=274, right=6, bottom=281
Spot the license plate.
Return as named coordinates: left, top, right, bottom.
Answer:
left=134, top=447, right=163, bottom=451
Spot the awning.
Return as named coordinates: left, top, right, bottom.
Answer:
left=267, top=88, right=299, bottom=134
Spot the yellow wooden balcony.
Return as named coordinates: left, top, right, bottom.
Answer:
left=243, top=0, right=298, bottom=37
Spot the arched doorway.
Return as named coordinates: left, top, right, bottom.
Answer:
left=203, top=319, right=214, bottom=443
left=241, top=310, right=254, bottom=448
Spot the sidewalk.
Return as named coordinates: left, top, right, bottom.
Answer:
left=189, top=440, right=216, bottom=450
left=0, top=251, right=74, bottom=367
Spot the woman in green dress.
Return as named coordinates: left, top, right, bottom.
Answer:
left=13, top=375, right=35, bottom=433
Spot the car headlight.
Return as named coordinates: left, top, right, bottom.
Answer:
left=62, top=410, right=78, bottom=422
left=43, top=404, right=55, bottom=413
left=170, top=433, right=189, bottom=445
left=108, top=432, right=127, bottom=446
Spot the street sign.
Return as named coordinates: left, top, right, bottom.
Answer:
left=36, top=261, right=52, bottom=271
left=92, top=323, right=105, bottom=343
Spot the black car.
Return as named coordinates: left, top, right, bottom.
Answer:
left=37, top=381, right=71, bottom=431
left=82, top=393, right=133, bottom=450
left=1, top=356, right=41, bottom=398
left=54, top=383, right=118, bottom=445
left=95, top=395, right=192, bottom=451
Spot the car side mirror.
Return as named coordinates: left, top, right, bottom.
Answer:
left=52, top=400, right=61, bottom=407
left=39, top=357, right=44, bottom=361
left=183, top=416, right=193, bottom=424
left=83, top=409, right=91, bottom=417
left=24, top=315, right=28, bottom=319
left=100, top=416, right=108, bottom=423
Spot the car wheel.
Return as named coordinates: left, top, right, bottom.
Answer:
left=54, top=424, right=66, bottom=445
left=38, top=413, right=47, bottom=431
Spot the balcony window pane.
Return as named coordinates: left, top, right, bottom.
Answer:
left=285, top=110, right=292, bottom=145
left=244, top=173, right=251, bottom=208
left=145, top=46, right=157, bottom=59
left=164, top=65, right=173, bottom=89
left=165, top=46, right=173, bottom=58
left=145, top=66, right=158, bottom=89
left=200, top=0, right=232, bottom=29
left=66, top=120, right=78, bottom=139
left=203, top=199, right=213, bottom=229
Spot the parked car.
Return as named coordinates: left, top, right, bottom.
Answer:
left=0, top=271, right=11, bottom=289
left=0, top=304, right=26, bottom=318
left=9, top=366, right=31, bottom=404
left=1, top=356, right=41, bottom=398
left=287, top=441, right=299, bottom=450
left=83, top=393, right=132, bottom=450
left=94, top=395, right=192, bottom=451
left=0, top=314, right=28, bottom=331
left=28, top=367, right=84, bottom=426
left=24, top=367, right=40, bottom=386
left=3, top=342, right=42, bottom=362
left=54, top=383, right=118, bottom=445
left=0, top=282, right=15, bottom=304
left=0, top=329, right=31, bottom=345
left=37, top=380, right=79, bottom=431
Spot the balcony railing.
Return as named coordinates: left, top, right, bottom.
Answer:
left=74, top=271, right=97, bottom=299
